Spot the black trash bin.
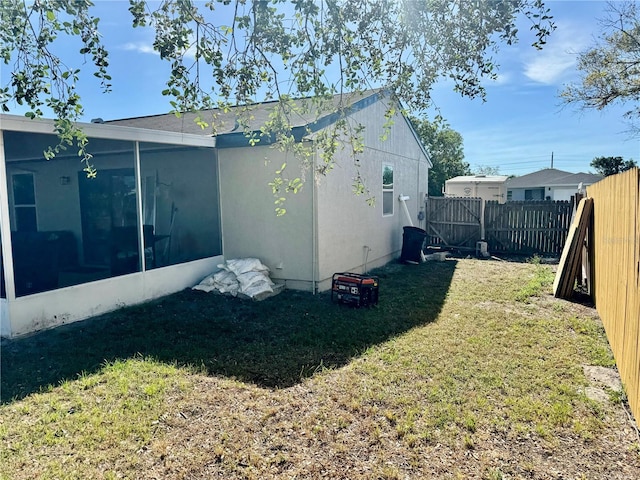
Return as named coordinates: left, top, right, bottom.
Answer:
left=400, top=226, right=426, bottom=264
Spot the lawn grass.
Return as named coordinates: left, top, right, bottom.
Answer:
left=1, top=258, right=638, bottom=479
left=1, top=261, right=455, bottom=401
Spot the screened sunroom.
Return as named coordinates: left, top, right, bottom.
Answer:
left=0, top=115, right=221, bottom=337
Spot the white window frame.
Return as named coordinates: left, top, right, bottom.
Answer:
left=382, top=163, right=394, bottom=216
left=11, top=172, right=37, bottom=232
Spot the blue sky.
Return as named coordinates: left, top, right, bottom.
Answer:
left=429, top=0, right=639, bottom=175
left=2, top=0, right=638, bottom=176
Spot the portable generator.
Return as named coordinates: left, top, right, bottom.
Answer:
left=331, top=272, right=379, bottom=307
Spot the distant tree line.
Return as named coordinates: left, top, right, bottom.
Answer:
left=590, top=156, right=637, bottom=177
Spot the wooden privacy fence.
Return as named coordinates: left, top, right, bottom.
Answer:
left=586, top=168, right=639, bottom=426
left=485, top=201, right=574, bottom=256
left=425, top=197, right=574, bottom=256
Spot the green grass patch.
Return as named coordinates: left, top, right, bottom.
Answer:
left=0, top=259, right=630, bottom=479
left=514, top=263, right=555, bottom=302
left=568, top=316, right=616, bottom=367
left=0, top=357, right=190, bottom=479
left=1, top=261, right=456, bottom=402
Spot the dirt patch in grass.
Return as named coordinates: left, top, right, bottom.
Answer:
left=1, top=259, right=639, bottom=479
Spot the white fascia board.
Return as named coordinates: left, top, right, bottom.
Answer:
left=448, top=177, right=508, bottom=184
left=0, top=114, right=216, bottom=148
left=546, top=183, right=594, bottom=188
left=510, top=183, right=588, bottom=189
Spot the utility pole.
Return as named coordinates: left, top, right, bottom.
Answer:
left=551, top=151, right=554, bottom=169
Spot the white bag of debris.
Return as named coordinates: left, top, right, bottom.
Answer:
left=224, top=258, right=270, bottom=276
left=236, top=270, right=275, bottom=299
left=193, top=258, right=276, bottom=300
left=192, top=269, right=240, bottom=296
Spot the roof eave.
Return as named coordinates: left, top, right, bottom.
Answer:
left=0, top=114, right=217, bottom=148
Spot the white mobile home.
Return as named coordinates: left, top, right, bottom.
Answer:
left=0, top=90, right=430, bottom=337
left=444, top=175, right=508, bottom=204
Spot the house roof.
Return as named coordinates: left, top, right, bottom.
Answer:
left=546, top=172, right=603, bottom=186
left=446, top=175, right=508, bottom=184
left=105, top=90, right=431, bottom=163
left=107, top=90, right=376, bottom=134
left=0, top=114, right=217, bottom=156
left=506, top=168, right=602, bottom=188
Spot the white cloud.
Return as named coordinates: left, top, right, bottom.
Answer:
left=522, top=21, right=590, bottom=85
left=121, top=38, right=199, bottom=59
left=121, top=41, right=158, bottom=56
left=491, top=72, right=512, bottom=86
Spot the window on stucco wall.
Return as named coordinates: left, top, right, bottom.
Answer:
left=12, top=173, right=37, bottom=232
left=382, top=164, right=394, bottom=216
left=525, top=188, right=544, bottom=200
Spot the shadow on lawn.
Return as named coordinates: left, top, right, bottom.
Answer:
left=1, top=260, right=456, bottom=403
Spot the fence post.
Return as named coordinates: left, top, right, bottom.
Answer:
left=480, top=199, right=486, bottom=240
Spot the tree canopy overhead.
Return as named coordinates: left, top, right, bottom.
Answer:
left=0, top=0, right=555, bottom=212
left=410, top=117, right=469, bottom=197
left=561, top=1, right=640, bottom=136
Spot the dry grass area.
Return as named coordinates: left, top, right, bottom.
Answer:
left=1, top=259, right=639, bottom=479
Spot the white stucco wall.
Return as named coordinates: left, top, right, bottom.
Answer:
left=218, top=146, right=314, bottom=289
left=218, top=97, right=429, bottom=292
left=315, top=100, right=429, bottom=288
left=551, top=187, right=579, bottom=201
left=5, top=256, right=222, bottom=337
left=0, top=299, right=9, bottom=337
left=508, top=186, right=579, bottom=201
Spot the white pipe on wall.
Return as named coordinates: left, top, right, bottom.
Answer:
left=398, top=194, right=413, bottom=226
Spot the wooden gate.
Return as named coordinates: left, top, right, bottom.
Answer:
left=484, top=201, right=573, bottom=256
left=425, top=197, right=482, bottom=248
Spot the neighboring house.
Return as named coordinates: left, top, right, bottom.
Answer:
left=444, top=175, right=508, bottom=204
left=0, top=90, right=431, bottom=337
left=506, top=168, right=602, bottom=201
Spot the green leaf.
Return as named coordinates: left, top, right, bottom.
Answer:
left=275, top=162, right=287, bottom=175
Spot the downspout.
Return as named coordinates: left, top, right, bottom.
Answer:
left=399, top=195, right=413, bottom=226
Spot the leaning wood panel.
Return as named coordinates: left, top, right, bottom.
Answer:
left=553, top=198, right=592, bottom=298
left=587, top=168, right=640, bottom=426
